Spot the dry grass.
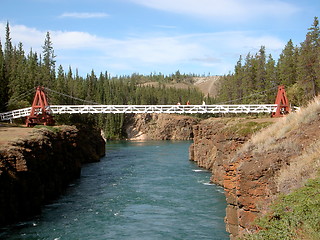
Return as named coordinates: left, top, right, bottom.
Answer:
left=0, top=125, right=35, bottom=148
left=276, top=139, right=320, bottom=194
left=242, top=96, right=320, bottom=153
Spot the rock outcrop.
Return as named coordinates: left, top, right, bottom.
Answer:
left=189, top=117, right=278, bottom=239
left=125, top=113, right=200, bottom=140
left=190, top=98, right=320, bottom=239
left=189, top=118, right=273, bottom=186
left=224, top=103, right=320, bottom=239
left=0, top=125, right=105, bottom=226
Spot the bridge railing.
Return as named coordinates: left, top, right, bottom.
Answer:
left=0, top=107, right=32, bottom=121
left=0, top=104, right=279, bottom=121
left=50, top=104, right=278, bottom=114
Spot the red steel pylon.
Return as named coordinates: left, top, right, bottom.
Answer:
left=25, top=86, right=55, bottom=127
left=272, top=85, right=291, bottom=117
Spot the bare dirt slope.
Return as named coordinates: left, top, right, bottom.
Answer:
left=0, top=125, right=35, bottom=148
left=193, top=76, right=221, bottom=97
left=140, top=76, right=221, bottom=97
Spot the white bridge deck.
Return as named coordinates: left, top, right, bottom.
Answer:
left=0, top=104, right=278, bottom=121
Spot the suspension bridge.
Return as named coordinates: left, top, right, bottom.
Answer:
left=0, top=86, right=291, bottom=127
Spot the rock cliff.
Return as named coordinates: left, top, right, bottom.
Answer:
left=0, top=125, right=105, bottom=226
left=125, top=113, right=199, bottom=140
left=190, top=98, right=320, bottom=239
left=189, top=118, right=273, bottom=186
left=224, top=100, right=320, bottom=239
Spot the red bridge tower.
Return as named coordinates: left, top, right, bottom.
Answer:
left=25, top=86, right=55, bottom=127
left=272, top=85, right=291, bottom=117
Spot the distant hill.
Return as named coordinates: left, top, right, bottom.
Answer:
left=140, top=76, right=221, bottom=98
left=193, top=76, right=221, bottom=97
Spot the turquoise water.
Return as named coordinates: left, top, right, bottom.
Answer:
left=1, top=141, right=228, bottom=240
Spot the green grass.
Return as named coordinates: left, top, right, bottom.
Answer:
left=223, top=121, right=273, bottom=136
left=243, top=177, right=320, bottom=240
left=34, top=125, right=61, bottom=133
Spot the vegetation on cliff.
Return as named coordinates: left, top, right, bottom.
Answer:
left=244, top=177, right=320, bottom=240
left=238, top=97, right=320, bottom=239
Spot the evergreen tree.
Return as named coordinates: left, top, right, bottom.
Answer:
left=54, top=65, right=66, bottom=104
left=4, top=22, right=13, bottom=104
left=42, top=31, right=56, bottom=87
left=4, top=22, right=13, bottom=63
left=265, top=54, right=277, bottom=103
left=277, top=39, right=298, bottom=87
left=297, top=17, right=320, bottom=101
left=26, top=49, right=41, bottom=90
left=0, top=40, right=7, bottom=111
left=255, top=46, right=267, bottom=92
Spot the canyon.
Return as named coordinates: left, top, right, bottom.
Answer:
left=0, top=125, right=105, bottom=226
left=1, top=99, right=319, bottom=239
left=126, top=103, right=320, bottom=239
left=190, top=100, right=320, bottom=239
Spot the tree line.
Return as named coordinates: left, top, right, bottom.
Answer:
left=216, top=17, right=320, bottom=106
left=0, top=22, right=208, bottom=139
left=1, top=17, right=319, bottom=138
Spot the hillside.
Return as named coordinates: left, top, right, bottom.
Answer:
left=225, top=97, right=320, bottom=239
left=193, top=76, right=221, bottom=97
left=140, top=76, right=221, bottom=98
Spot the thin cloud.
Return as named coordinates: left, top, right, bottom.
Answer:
left=130, top=0, right=299, bottom=21
left=59, top=12, right=109, bottom=19
left=192, top=56, right=221, bottom=64
left=0, top=23, right=286, bottom=76
left=154, top=25, right=177, bottom=29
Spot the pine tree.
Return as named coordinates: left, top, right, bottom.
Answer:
left=4, top=22, right=12, bottom=103
left=42, top=31, right=56, bottom=88
left=26, top=49, right=41, bottom=90
left=0, top=40, right=7, bottom=111
left=234, top=55, right=244, bottom=101
left=277, top=39, right=298, bottom=87
left=297, top=17, right=320, bottom=101
left=265, top=54, right=277, bottom=103
left=255, top=46, right=267, bottom=92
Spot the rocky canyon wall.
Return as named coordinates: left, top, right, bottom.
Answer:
left=0, top=125, right=105, bottom=226
left=190, top=100, right=320, bottom=239
left=189, top=117, right=278, bottom=239
left=125, top=113, right=199, bottom=140
left=189, top=118, right=254, bottom=186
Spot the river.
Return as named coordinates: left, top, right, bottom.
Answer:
left=1, top=141, right=228, bottom=240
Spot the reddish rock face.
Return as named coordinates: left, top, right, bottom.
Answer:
left=125, top=113, right=199, bottom=140
left=189, top=117, right=282, bottom=239
left=189, top=119, right=250, bottom=186
left=190, top=109, right=320, bottom=239
left=0, top=125, right=105, bottom=227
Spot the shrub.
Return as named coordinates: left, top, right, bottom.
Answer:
left=243, top=177, right=320, bottom=240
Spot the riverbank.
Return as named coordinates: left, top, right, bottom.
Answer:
left=0, top=124, right=105, bottom=226
left=189, top=98, right=320, bottom=239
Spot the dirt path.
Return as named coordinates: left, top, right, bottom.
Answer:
left=0, top=125, right=35, bottom=148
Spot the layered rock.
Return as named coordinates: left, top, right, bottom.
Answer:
left=190, top=99, right=320, bottom=239
left=224, top=106, right=320, bottom=239
left=0, top=125, right=105, bottom=226
left=125, top=113, right=199, bottom=140
left=189, top=117, right=278, bottom=239
left=189, top=118, right=269, bottom=186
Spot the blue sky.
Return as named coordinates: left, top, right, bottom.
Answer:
left=0, top=0, right=319, bottom=77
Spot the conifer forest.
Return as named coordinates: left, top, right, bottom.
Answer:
left=0, top=17, right=320, bottom=139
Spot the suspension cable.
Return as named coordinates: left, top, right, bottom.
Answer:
left=44, top=87, right=101, bottom=105
left=216, top=86, right=278, bottom=105
left=4, top=88, right=36, bottom=107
